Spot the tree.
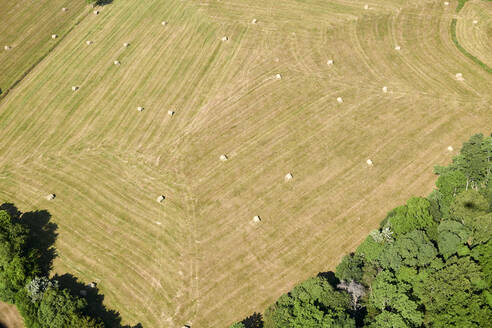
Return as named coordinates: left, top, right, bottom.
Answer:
left=26, top=276, right=58, bottom=302
left=414, top=256, right=491, bottom=327
left=336, top=253, right=364, bottom=282
left=455, top=134, right=490, bottom=189
left=437, top=220, right=470, bottom=259
left=435, top=170, right=467, bottom=218
left=0, top=210, right=40, bottom=302
left=263, top=277, right=355, bottom=328
left=387, top=197, right=436, bottom=237
left=37, top=287, right=103, bottom=328
left=230, top=323, right=245, bottom=328
left=449, top=189, right=488, bottom=222
left=369, top=271, right=423, bottom=327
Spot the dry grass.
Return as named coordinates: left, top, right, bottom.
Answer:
left=0, top=0, right=491, bottom=327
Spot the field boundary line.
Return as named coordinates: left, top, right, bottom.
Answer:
left=0, top=9, right=92, bottom=103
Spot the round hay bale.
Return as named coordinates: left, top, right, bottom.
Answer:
left=219, top=154, right=228, bottom=161
left=394, top=45, right=401, bottom=51
left=4, top=45, right=11, bottom=51
left=221, top=36, right=229, bottom=41
left=72, top=86, right=79, bottom=91
left=444, top=1, right=449, bottom=5
left=337, top=97, right=343, bottom=103
left=366, top=159, right=373, bottom=166
left=62, top=7, right=68, bottom=12
left=123, top=42, right=129, bottom=47
left=137, top=106, right=144, bottom=112
left=253, top=215, right=261, bottom=223
left=455, top=73, right=464, bottom=81
left=447, top=146, right=453, bottom=151
left=275, top=73, right=282, bottom=80
left=285, top=173, right=293, bottom=181
left=364, top=4, right=369, bottom=9
left=86, top=40, right=93, bottom=45
left=472, top=20, right=478, bottom=24
left=382, top=86, right=388, bottom=93
left=161, top=21, right=168, bottom=26
left=156, top=195, right=165, bottom=203
left=93, top=10, right=99, bottom=15
left=88, top=282, right=97, bottom=288
left=46, top=194, right=56, bottom=201
left=327, top=59, right=334, bottom=65
left=251, top=18, right=258, bottom=24
left=52, top=34, right=58, bottom=39
left=114, top=60, right=120, bottom=65
left=168, top=110, right=175, bottom=116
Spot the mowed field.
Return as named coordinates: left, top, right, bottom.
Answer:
left=0, top=0, right=491, bottom=327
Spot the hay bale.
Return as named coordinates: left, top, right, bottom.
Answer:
left=137, top=106, right=144, bottom=112
left=337, top=97, right=343, bottom=103
left=219, top=154, right=228, bottom=161
left=156, top=195, right=165, bottom=203
left=182, top=325, right=191, bottom=328
left=51, top=34, right=58, bottom=39
left=275, top=73, right=282, bottom=80
left=4, top=45, right=11, bottom=51
left=86, top=40, right=93, bottom=45
left=253, top=215, right=261, bottom=223
left=62, top=7, right=68, bottom=12
left=161, top=21, right=168, bottom=26
left=364, top=4, right=369, bottom=9
left=88, top=282, right=96, bottom=288
left=93, top=10, right=99, bottom=15
left=123, top=42, right=129, bottom=47
left=394, top=45, right=401, bottom=51
left=46, top=194, right=56, bottom=201
left=366, top=159, right=373, bottom=166
left=72, top=86, right=79, bottom=91
left=444, top=1, right=449, bottom=5
left=382, top=86, right=388, bottom=93
left=251, top=18, right=258, bottom=24
left=447, top=146, right=453, bottom=151
left=168, top=110, right=175, bottom=116
left=472, top=20, right=478, bottom=24
left=221, top=36, right=229, bottom=42
left=455, top=73, right=464, bottom=81
left=114, top=60, right=120, bottom=65
left=327, top=59, right=334, bottom=65
left=285, top=173, right=293, bottom=181
left=80, top=290, right=87, bottom=297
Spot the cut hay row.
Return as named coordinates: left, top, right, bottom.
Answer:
left=0, top=0, right=86, bottom=94
left=455, top=0, right=492, bottom=68
left=0, top=0, right=491, bottom=327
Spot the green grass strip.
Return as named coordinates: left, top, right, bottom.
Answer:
left=450, top=19, right=492, bottom=73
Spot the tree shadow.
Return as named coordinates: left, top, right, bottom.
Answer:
left=316, top=271, right=340, bottom=288
left=96, top=0, right=113, bottom=6
left=53, top=273, right=142, bottom=328
left=21, top=209, right=58, bottom=276
left=240, top=312, right=263, bottom=328
left=1, top=203, right=58, bottom=275
left=0, top=323, right=7, bottom=328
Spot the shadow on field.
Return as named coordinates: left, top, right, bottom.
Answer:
left=237, top=312, right=263, bottom=328
left=0, top=323, right=7, bottom=328
left=1, top=203, right=58, bottom=275
left=54, top=274, right=142, bottom=328
left=0, top=203, right=142, bottom=328
left=95, top=0, right=113, bottom=6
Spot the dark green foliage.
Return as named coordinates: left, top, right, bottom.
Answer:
left=0, top=210, right=40, bottom=303
left=336, top=254, right=364, bottom=282
left=230, top=323, right=246, bottom=328
left=263, top=276, right=355, bottom=328
left=387, top=197, right=435, bottom=236
left=414, top=257, right=491, bottom=327
left=0, top=205, right=137, bottom=328
left=437, top=220, right=470, bottom=259
left=243, top=133, right=492, bottom=328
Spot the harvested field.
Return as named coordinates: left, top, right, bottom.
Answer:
left=0, top=0, right=491, bottom=327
